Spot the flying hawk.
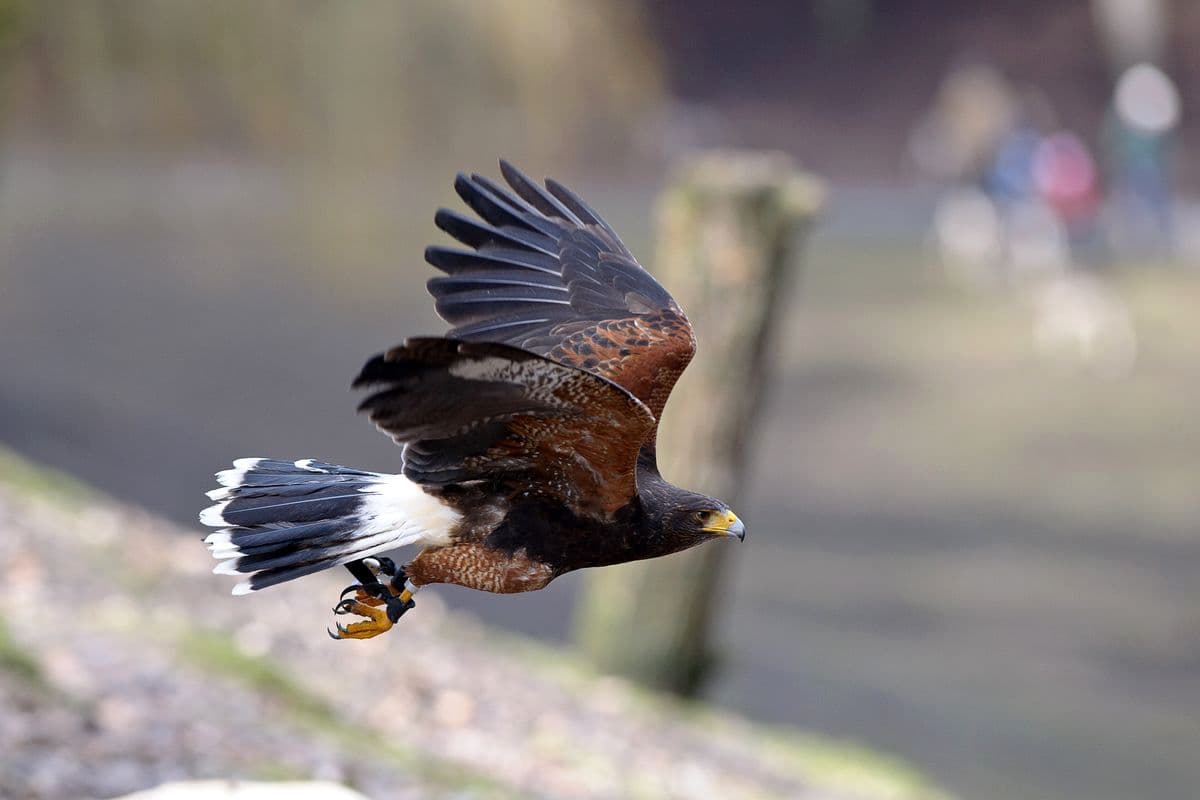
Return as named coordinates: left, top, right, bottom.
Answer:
left=201, top=161, right=745, bottom=639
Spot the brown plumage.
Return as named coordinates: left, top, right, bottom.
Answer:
left=201, top=161, right=743, bottom=639
left=354, top=337, right=654, bottom=517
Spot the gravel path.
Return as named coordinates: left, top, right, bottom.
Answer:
left=0, top=479, right=945, bottom=800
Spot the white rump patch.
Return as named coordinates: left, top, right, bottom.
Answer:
left=357, top=473, right=461, bottom=549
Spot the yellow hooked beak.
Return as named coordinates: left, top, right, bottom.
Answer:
left=702, top=509, right=746, bottom=540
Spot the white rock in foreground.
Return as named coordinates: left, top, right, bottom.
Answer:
left=114, top=780, right=370, bottom=800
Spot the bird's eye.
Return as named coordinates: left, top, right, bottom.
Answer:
left=693, top=511, right=708, bottom=522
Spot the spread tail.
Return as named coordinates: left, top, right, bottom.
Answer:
left=199, top=458, right=460, bottom=594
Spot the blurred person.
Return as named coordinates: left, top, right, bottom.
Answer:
left=1031, top=130, right=1105, bottom=266
left=919, top=77, right=1135, bottom=375
left=915, top=63, right=1019, bottom=287
left=922, top=74, right=1076, bottom=289
left=986, top=92, right=1075, bottom=285
left=1102, top=61, right=1181, bottom=255
left=908, top=62, right=1017, bottom=184
left=983, top=123, right=1040, bottom=208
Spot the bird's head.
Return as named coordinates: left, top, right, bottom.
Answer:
left=661, top=494, right=746, bottom=547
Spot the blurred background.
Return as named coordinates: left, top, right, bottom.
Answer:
left=1, top=2, right=1198, bottom=799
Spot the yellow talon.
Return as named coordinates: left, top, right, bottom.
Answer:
left=328, top=601, right=394, bottom=640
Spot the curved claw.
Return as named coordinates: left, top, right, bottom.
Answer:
left=338, top=582, right=388, bottom=609
left=328, top=620, right=370, bottom=639
left=326, top=599, right=394, bottom=640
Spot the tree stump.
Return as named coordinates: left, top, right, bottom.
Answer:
left=572, top=151, right=823, bottom=695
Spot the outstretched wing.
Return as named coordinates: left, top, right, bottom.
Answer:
left=425, top=160, right=696, bottom=422
left=354, top=338, right=655, bottom=517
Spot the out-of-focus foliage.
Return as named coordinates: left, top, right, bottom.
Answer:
left=4, top=0, right=662, bottom=166
left=0, top=2, right=664, bottom=274
left=0, top=0, right=25, bottom=50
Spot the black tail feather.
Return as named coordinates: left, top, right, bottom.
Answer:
left=200, top=458, right=412, bottom=594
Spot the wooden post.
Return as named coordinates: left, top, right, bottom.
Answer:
left=573, top=151, right=823, bottom=695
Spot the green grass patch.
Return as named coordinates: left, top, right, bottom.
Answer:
left=475, top=621, right=953, bottom=800
left=246, top=760, right=311, bottom=783
left=0, top=445, right=94, bottom=506
left=753, top=723, right=954, bottom=800
left=178, top=629, right=337, bottom=725
left=0, top=613, right=47, bottom=691
left=176, top=628, right=521, bottom=798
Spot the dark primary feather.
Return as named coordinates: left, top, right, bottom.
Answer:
left=434, top=209, right=557, bottom=256
left=425, top=245, right=562, bottom=277
left=425, top=161, right=697, bottom=421
left=544, top=177, right=613, bottom=231
left=354, top=337, right=655, bottom=515
left=498, top=160, right=586, bottom=225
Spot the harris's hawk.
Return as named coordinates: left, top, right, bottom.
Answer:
left=201, top=162, right=744, bottom=639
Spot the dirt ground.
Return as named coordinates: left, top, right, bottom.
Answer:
left=0, top=460, right=947, bottom=800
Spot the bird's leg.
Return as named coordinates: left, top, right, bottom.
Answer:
left=339, top=557, right=415, bottom=607
left=375, top=557, right=420, bottom=615
left=339, top=558, right=394, bottom=607
left=329, top=557, right=416, bottom=639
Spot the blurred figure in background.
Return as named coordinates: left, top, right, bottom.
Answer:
left=914, top=62, right=1019, bottom=287
left=916, top=61, right=1135, bottom=378
left=1102, top=61, right=1181, bottom=256
left=919, top=67, right=1075, bottom=289
left=987, top=93, right=1077, bottom=286
left=909, top=62, right=1017, bottom=188
left=1031, top=129, right=1104, bottom=268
